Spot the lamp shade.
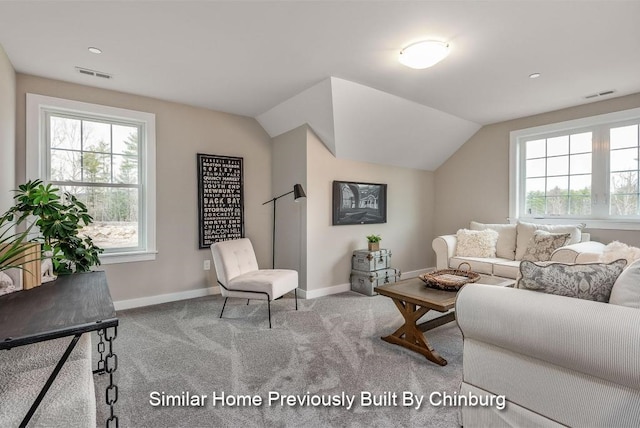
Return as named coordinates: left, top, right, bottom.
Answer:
left=293, top=184, right=306, bottom=200
left=399, top=40, right=450, bottom=69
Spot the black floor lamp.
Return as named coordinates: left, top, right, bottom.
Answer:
left=263, top=184, right=306, bottom=268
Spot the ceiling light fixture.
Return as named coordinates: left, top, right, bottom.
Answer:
left=88, top=47, right=102, bottom=54
left=529, top=72, right=541, bottom=79
left=399, top=40, right=450, bottom=69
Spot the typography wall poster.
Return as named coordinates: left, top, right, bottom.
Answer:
left=197, top=154, right=244, bottom=248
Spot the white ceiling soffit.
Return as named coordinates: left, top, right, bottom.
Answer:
left=258, top=77, right=481, bottom=171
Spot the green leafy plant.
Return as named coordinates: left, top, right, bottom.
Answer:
left=366, top=234, right=382, bottom=243
left=2, top=179, right=103, bottom=275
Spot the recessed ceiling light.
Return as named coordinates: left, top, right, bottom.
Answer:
left=399, top=40, right=450, bottom=69
left=529, top=72, right=541, bottom=79
left=88, top=47, right=102, bottom=54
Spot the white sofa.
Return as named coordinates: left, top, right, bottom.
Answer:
left=456, top=284, right=640, bottom=426
left=432, top=221, right=605, bottom=279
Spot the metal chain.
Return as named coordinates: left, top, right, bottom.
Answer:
left=104, top=326, right=119, bottom=428
left=96, top=329, right=105, bottom=373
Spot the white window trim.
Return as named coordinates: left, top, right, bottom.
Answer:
left=26, top=93, right=157, bottom=263
left=509, top=106, right=640, bottom=231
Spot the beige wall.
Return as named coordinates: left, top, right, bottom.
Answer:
left=0, top=45, right=15, bottom=213
left=306, top=129, right=435, bottom=291
left=15, top=74, right=273, bottom=301
left=435, top=92, right=640, bottom=247
left=271, top=126, right=307, bottom=289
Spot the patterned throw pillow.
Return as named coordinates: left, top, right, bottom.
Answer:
left=521, top=230, right=571, bottom=262
left=517, top=259, right=627, bottom=302
left=455, top=229, right=499, bottom=258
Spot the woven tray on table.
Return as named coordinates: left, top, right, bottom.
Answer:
left=418, top=262, right=480, bottom=291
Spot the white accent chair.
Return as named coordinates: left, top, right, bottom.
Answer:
left=210, top=238, right=298, bottom=328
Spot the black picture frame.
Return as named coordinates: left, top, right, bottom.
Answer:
left=197, top=154, right=244, bottom=248
left=332, top=180, right=387, bottom=225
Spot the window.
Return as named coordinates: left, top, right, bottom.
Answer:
left=27, top=94, right=156, bottom=263
left=510, top=107, right=640, bottom=230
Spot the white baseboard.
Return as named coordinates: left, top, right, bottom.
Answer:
left=114, top=286, right=221, bottom=311
left=299, top=283, right=351, bottom=299
left=114, top=267, right=436, bottom=310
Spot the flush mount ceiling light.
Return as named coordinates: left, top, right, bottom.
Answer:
left=399, top=40, right=450, bottom=69
left=529, top=72, right=541, bottom=79
left=88, top=47, right=102, bottom=54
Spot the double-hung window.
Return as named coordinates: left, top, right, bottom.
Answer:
left=510, top=107, right=640, bottom=229
left=26, top=94, right=156, bottom=263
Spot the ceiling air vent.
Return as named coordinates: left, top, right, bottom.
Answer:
left=584, top=90, right=615, bottom=100
left=75, top=67, right=112, bottom=79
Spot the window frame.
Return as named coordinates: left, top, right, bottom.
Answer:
left=510, top=106, right=640, bottom=230
left=26, top=93, right=157, bottom=264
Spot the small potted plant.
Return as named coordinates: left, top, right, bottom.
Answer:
left=366, top=234, right=381, bottom=251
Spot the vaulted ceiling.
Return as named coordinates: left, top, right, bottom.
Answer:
left=1, top=1, right=639, bottom=170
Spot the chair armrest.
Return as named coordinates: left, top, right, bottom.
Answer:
left=456, top=284, right=640, bottom=390
left=551, top=241, right=605, bottom=263
left=432, top=235, right=457, bottom=270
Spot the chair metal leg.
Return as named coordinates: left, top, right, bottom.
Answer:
left=268, top=299, right=272, bottom=329
left=246, top=299, right=250, bottom=305
left=295, top=288, right=298, bottom=310
left=220, top=297, right=228, bottom=318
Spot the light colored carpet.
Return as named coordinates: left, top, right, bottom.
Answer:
left=95, top=291, right=463, bottom=427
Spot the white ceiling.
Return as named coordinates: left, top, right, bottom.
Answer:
left=1, top=1, right=639, bottom=170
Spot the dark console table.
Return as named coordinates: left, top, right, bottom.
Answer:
left=0, top=271, right=119, bottom=427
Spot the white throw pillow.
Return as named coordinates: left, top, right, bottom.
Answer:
left=609, top=259, right=640, bottom=308
left=455, top=229, right=499, bottom=258
left=515, top=221, right=584, bottom=260
left=599, top=241, right=640, bottom=267
left=470, top=221, right=517, bottom=260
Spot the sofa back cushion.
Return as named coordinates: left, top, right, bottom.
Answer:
left=470, top=221, right=517, bottom=260
left=515, top=221, right=584, bottom=260
left=517, top=259, right=626, bottom=302
left=609, top=259, right=640, bottom=309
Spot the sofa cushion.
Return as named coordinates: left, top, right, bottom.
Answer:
left=522, top=230, right=571, bottom=262
left=493, top=260, right=521, bottom=279
left=609, top=259, right=640, bottom=308
left=517, top=259, right=626, bottom=302
left=515, top=221, right=584, bottom=260
left=470, top=221, right=517, bottom=260
left=455, top=229, right=499, bottom=258
left=449, top=256, right=509, bottom=275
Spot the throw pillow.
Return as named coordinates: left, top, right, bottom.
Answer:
left=470, top=221, right=517, bottom=260
left=609, top=259, right=640, bottom=308
left=517, top=259, right=626, bottom=302
left=599, top=241, right=640, bottom=267
left=521, top=230, right=571, bottom=262
left=455, top=229, right=499, bottom=258
left=515, top=221, right=585, bottom=260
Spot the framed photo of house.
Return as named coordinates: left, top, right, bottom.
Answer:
left=197, top=154, right=244, bottom=248
left=332, top=181, right=387, bottom=225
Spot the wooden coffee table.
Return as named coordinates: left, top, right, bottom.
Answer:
left=375, top=277, right=458, bottom=366
left=375, top=275, right=514, bottom=366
